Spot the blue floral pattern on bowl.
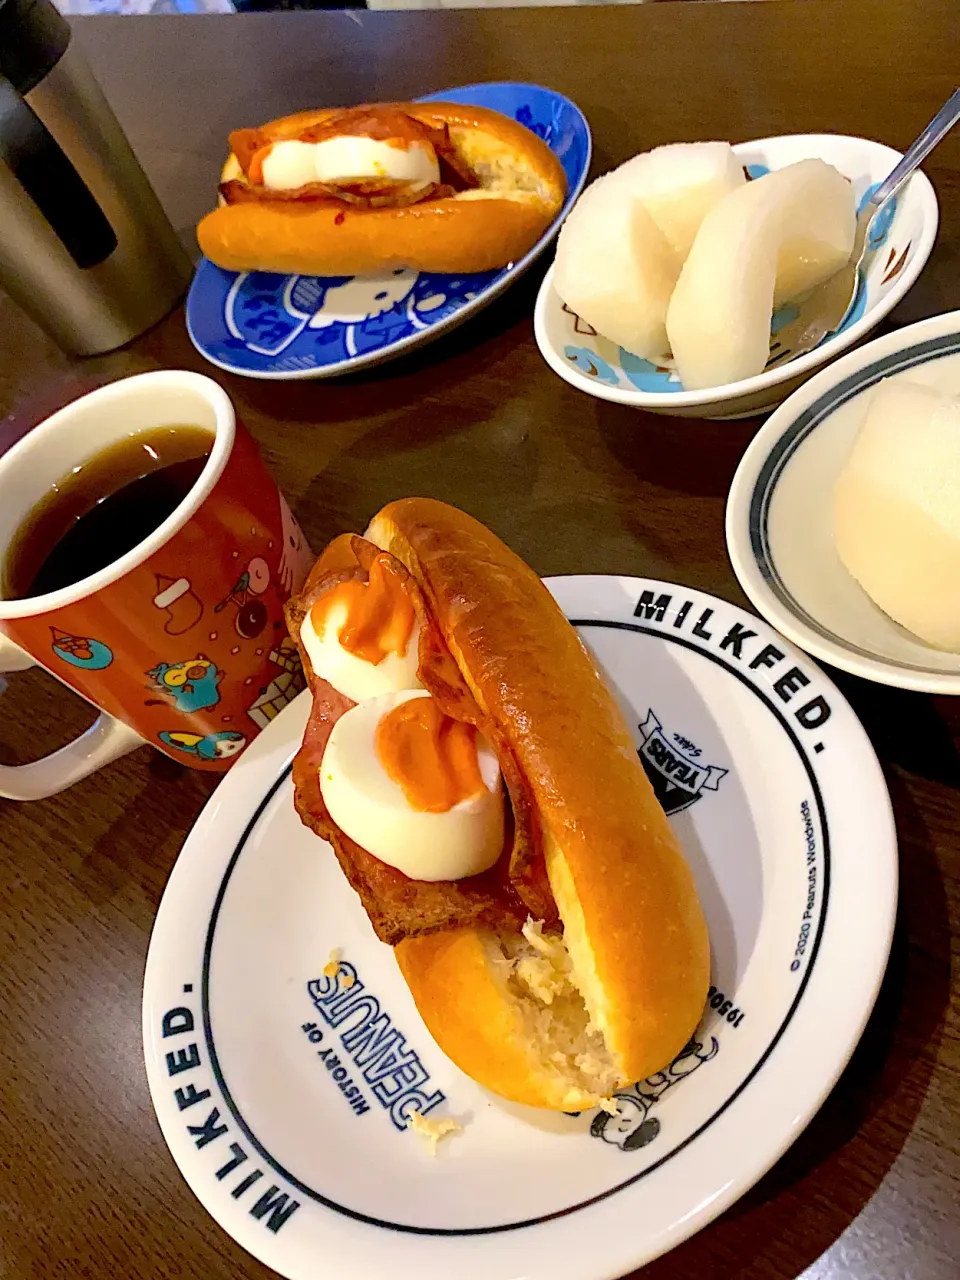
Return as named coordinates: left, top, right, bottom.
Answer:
left=563, top=345, right=620, bottom=385
left=186, top=83, right=591, bottom=380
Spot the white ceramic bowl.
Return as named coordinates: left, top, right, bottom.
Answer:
left=726, top=309, right=960, bottom=692
left=534, top=133, right=939, bottom=420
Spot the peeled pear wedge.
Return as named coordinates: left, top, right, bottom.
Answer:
left=666, top=159, right=856, bottom=391
left=553, top=172, right=680, bottom=362
left=606, top=141, right=746, bottom=260
left=834, top=379, right=960, bottom=650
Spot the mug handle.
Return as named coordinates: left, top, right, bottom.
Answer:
left=0, top=635, right=144, bottom=801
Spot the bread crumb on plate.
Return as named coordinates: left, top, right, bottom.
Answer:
left=407, top=1110, right=463, bottom=1156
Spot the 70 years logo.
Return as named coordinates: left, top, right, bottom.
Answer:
left=637, top=709, right=728, bottom=816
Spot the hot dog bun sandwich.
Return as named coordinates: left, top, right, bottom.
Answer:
left=197, top=103, right=567, bottom=276
left=286, top=499, right=709, bottom=1111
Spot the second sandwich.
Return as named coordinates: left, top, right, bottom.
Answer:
left=198, top=102, right=567, bottom=276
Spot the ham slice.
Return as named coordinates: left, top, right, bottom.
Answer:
left=219, top=177, right=457, bottom=210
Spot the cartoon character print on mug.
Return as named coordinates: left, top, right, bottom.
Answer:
left=50, top=627, right=115, bottom=671
left=149, top=494, right=312, bottom=764
left=2, top=422, right=314, bottom=771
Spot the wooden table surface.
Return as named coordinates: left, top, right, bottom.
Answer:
left=1, top=3, right=958, bottom=1277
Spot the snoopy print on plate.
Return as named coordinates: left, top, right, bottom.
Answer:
left=142, top=576, right=896, bottom=1280
left=186, top=83, right=591, bottom=380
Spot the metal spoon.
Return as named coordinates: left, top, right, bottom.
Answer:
left=767, top=87, right=960, bottom=368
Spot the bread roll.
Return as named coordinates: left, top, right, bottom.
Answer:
left=366, top=499, right=710, bottom=1110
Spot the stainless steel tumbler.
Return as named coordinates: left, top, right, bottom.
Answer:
left=0, top=0, right=192, bottom=355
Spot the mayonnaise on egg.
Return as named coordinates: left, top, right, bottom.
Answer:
left=299, top=553, right=422, bottom=703
left=260, top=136, right=440, bottom=192
left=320, top=690, right=504, bottom=881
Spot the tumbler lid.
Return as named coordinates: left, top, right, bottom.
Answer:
left=0, top=0, right=70, bottom=96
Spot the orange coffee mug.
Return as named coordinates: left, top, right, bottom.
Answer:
left=0, top=370, right=314, bottom=799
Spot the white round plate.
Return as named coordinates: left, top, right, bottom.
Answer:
left=143, top=575, right=896, bottom=1280
left=534, top=133, right=938, bottom=420
left=726, top=309, right=960, bottom=692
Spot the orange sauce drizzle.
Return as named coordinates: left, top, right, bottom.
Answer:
left=309, top=553, right=416, bottom=666
left=376, top=698, right=486, bottom=813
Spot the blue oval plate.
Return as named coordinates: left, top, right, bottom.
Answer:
left=185, top=83, right=591, bottom=380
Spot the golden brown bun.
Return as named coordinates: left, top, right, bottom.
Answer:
left=395, top=929, right=574, bottom=1110
left=369, top=499, right=711, bottom=1110
left=197, top=196, right=559, bottom=277
left=197, top=103, right=566, bottom=275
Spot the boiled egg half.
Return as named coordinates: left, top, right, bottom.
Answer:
left=261, top=137, right=440, bottom=192
left=320, top=689, right=504, bottom=881
left=299, top=593, right=423, bottom=703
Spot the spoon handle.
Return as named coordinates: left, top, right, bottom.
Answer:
left=871, top=87, right=960, bottom=207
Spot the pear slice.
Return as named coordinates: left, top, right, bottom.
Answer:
left=666, top=159, right=856, bottom=390
left=553, top=173, right=680, bottom=362
left=606, top=141, right=745, bottom=260
left=834, top=379, right=960, bottom=650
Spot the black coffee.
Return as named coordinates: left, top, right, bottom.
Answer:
left=3, top=424, right=214, bottom=600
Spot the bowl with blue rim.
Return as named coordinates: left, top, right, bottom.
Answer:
left=186, top=82, right=591, bottom=380
left=534, top=133, right=939, bottom=420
